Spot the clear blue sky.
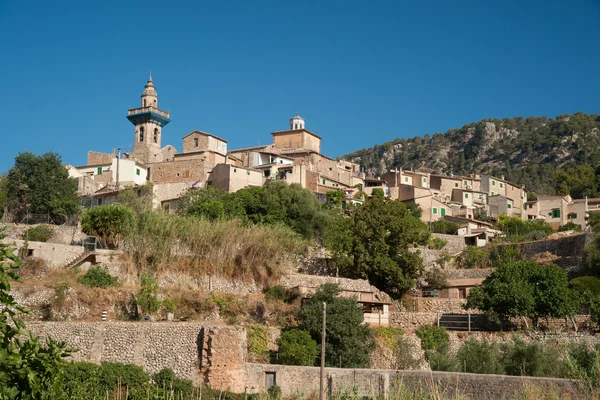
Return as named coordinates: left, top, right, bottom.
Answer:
left=1, top=0, right=599, bottom=172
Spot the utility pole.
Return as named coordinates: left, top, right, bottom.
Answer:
left=320, top=302, right=327, bottom=400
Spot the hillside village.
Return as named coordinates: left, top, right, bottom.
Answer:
left=2, top=77, right=600, bottom=399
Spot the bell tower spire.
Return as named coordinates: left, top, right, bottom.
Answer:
left=126, top=75, right=171, bottom=164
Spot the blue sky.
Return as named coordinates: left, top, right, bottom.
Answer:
left=1, top=0, right=599, bottom=172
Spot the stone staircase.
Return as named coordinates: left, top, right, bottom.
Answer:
left=63, top=250, right=96, bottom=268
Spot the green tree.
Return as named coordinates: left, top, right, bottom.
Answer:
left=296, top=284, right=374, bottom=368
left=81, top=205, right=135, bottom=248
left=117, top=183, right=154, bottom=213
left=278, top=329, right=318, bottom=366
left=0, top=175, right=7, bottom=218
left=343, top=196, right=428, bottom=298
left=0, top=228, right=71, bottom=399
left=136, top=273, right=161, bottom=316
left=5, top=152, right=79, bottom=219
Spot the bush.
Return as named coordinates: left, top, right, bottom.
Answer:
left=570, top=276, right=600, bottom=298
left=210, top=293, right=245, bottom=318
left=501, top=336, right=561, bottom=377
left=373, top=326, right=404, bottom=349
left=153, top=368, right=194, bottom=394
left=77, top=266, right=119, bottom=288
left=457, top=246, right=490, bottom=269
left=137, top=273, right=161, bottom=316
left=82, top=204, right=135, bottom=248
left=456, top=338, right=504, bottom=374
left=415, top=326, right=449, bottom=353
left=98, top=362, right=150, bottom=392
left=559, top=222, right=582, bottom=232
left=247, top=325, right=270, bottom=363
left=427, top=237, right=447, bottom=250
left=430, top=221, right=460, bottom=235
left=278, top=329, right=318, bottom=366
left=394, top=336, right=422, bottom=370
left=264, top=285, right=298, bottom=304
left=423, top=268, right=449, bottom=290
left=22, top=225, right=54, bottom=242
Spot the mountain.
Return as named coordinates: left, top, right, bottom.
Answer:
left=341, top=112, right=600, bottom=197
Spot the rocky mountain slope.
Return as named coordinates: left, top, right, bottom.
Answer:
left=342, top=113, right=600, bottom=196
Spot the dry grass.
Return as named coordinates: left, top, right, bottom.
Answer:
left=122, top=213, right=307, bottom=287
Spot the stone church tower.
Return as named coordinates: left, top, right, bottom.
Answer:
left=127, top=76, right=171, bottom=164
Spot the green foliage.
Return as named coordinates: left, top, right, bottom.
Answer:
left=430, top=220, right=460, bottom=234
left=264, top=285, right=297, bottom=304
left=332, top=195, right=428, bottom=299
left=415, top=326, right=449, bottom=354
left=247, top=325, right=270, bottom=362
left=0, top=176, right=7, bottom=219
left=267, top=384, right=282, bottom=400
left=22, top=225, right=54, bottom=243
left=152, top=368, right=194, bottom=394
left=465, top=260, right=577, bottom=324
left=372, top=326, right=404, bottom=349
left=117, top=183, right=154, bottom=213
left=0, top=228, right=71, bottom=399
left=77, top=266, right=119, bottom=288
left=209, top=293, right=244, bottom=318
left=5, top=152, right=80, bottom=219
left=570, top=276, right=600, bottom=298
left=393, top=336, right=422, bottom=370
left=136, top=273, right=161, bottom=316
left=81, top=204, right=135, bottom=248
left=457, top=246, right=490, bottom=269
left=558, top=221, right=582, bottom=232
left=501, top=336, right=561, bottom=377
left=340, top=113, right=600, bottom=198
left=427, top=237, right=447, bottom=250
left=456, top=338, right=504, bottom=374
left=326, top=190, right=345, bottom=208
left=277, top=329, right=318, bottom=366
left=423, top=267, right=449, bottom=290
left=498, top=215, right=554, bottom=242
left=295, top=284, right=375, bottom=368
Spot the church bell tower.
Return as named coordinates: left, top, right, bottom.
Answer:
left=126, top=75, right=171, bottom=164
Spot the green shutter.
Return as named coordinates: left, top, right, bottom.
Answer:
left=136, top=168, right=140, bottom=176
left=508, top=204, right=512, bottom=209
left=433, top=208, right=438, bottom=215
left=98, top=198, right=102, bottom=205
left=322, top=179, right=326, bottom=185
left=465, top=193, right=469, bottom=199
left=441, top=208, right=446, bottom=216
left=492, top=180, right=496, bottom=186
left=97, top=167, right=102, bottom=175
left=500, top=183, right=504, bottom=188
left=404, top=177, right=408, bottom=183
left=455, top=183, right=458, bottom=187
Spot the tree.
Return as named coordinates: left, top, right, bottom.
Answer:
left=0, top=228, right=71, bottom=398
left=117, top=183, right=154, bottom=213
left=0, top=175, right=7, bottom=218
left=465, top=260, right=576, bottom=326
left=5, top=152, right=79, bottom=219
left=339, top=196, right=428, bottom=299
left=136, top=273, right=161, bottom=316
left=81, top=205, right=135, bottom=248
left=277, top=329, right=318, bottom=366
left=295, top=284, right=374, bottom=368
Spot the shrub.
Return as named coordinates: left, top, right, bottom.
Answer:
left=81, top=204, right=135, bottom=248
left=570, top=276, right=600, bottom=298
left=456, top=338, right=504, bottom=374
left=278, top=328, right=318, bottom=366
left=137, top=273, right=161, bottom=316
left=423, top=267, right=449, bottom=290
left=210, top=292, right=244, bottom=318
left=77, top=266, right=119, bottom=288
left=394, top=336, right=422, bottom=370
left=247, top=325, right=270, bottom=363
left=427, top=237, right=447, bottom=250
left=264, top=285, right=298, bottom=304
left=559, top=222, right=582, bottom=232
left=430, top=221, right=460, bottom=235
left=98, top=362, right=150, bottom=393
left=457, top=246, right=490, bottom=269
left=501, top=336, right=561, bottom=377
left=415, top=326, right=449, bottom=353
left=267, top=385, right=282, bottom=400
left=153, top=368, right=194, bottom=394
left=373, top=326, right=404, bottom=349
left=22, top=224, right=54, bottom=242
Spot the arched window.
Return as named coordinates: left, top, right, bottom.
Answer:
left=153, top=99, right=157, bottom=106
left=143, top=99, right=147, bottom=107
left=139, top=127, right=145, bottom=142
left=153, top=128, right=158, bottom=143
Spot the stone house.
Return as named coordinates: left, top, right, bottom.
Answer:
left=207, top=164, right=263, bottom=192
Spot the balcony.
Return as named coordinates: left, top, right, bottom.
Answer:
left=127, top=106, right=170, bottom=118
left=126, top=106, right=171, bottom=127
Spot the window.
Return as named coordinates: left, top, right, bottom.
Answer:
left=464, top=193, right=469, bottom=199
left=441, top=208, right=446, bottom=216
left=404, top=177, right=409, bottom=183
left=492, top=180, right=496, bottom=186
left=322, top=179, right=326, bottom=185
left=98, top=198, right=102, bottom=205
left=552, top=209, right=561, bottom=218
left=185, top=171, right=190, bottom=177
left=136, top=168, right=141, bottom=176
left=423, top=177, right=427, bottom=183
left=446, top=195, right=450, bottom=200
left=97, top=167, right=103, bottom=175
left=500, top=183, right=504, bottom=189
left=234, top=169, right=237, bottom=173
left=433, top=208, right=438, bottom=215
left=247, top=171, right=250, bottom=175
left=479, top=194, right=483, bottom=199
left=455, top=183, right=459, bottom=188
left=491, top=191, right=495, bottom=196
left=143, top=99, right=146, bottom=107
left=507, top=204, right=512, bottom=209
left=194, top=138, right=199, bottom=147
left=139, top=127, right=145, bottom=142
left=153, top=128, right=158, bottom=143
left=568, top=213, right=578, bottom=219
left=464, top=180, right=468, bottom=185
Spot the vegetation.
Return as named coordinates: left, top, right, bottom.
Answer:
left=423, top=267, right=448, bottom=290
left=295, top=284, right=375, bottom=368
left=247, top=325, right=270, bottom=363
left=0, top=228, right=71, bottom=399
left=22, top=225, right=54, bottom=242
left=277, top=329, right=318, bottom=366
left=427, top=237, right=447, bottom=250
left=81, top=204, right=135, bottom=248
left=264, top=285, right=298, bottom=304
left=5, top=152, right=79, bottom=219
left=558, top=221, right=582, bottom=232
left=456, top=246, right=490, bottom=269
left=342, top=113, right=600, bottom=197
left=465, top=260, right=577, bottom=326
left=117, top=183, right=154, bottom=213
left=497, top=215, right=553, bottom=242
left=136, top=273, right=161, bottom=316
left=430, top=220, right=460, bottom=235
left=77, top=266, right=119, bottom=288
